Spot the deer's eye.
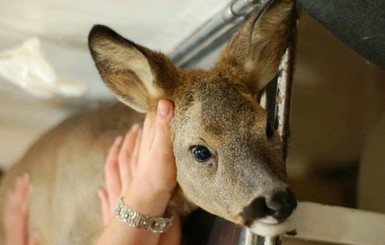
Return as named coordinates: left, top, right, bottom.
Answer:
left=191, top=146, right=212, bottom=162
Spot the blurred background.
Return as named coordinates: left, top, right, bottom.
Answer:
left=1, top=0, right=385, bottom=244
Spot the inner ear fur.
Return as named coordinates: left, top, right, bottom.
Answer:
left=89, top=25, right=179, bottom=112
left=215, top=0, right=295, bottom=93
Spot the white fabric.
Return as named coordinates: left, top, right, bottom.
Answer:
left=0, top=38, right=87, bottom=98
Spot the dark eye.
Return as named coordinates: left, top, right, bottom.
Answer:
left=191, top=146, right=212, bottom=162
left=266, top=121, right=275, bottom=139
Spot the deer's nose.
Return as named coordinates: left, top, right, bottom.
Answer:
left=241, top=188, right=297, bottom=225
left=267, top=189, right=297, bottom=222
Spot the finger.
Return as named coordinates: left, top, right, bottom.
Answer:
left=105, top=136, right=123, bottom=206
left=98, top=188, right=110, bottom=225
left=159, top=211, right=181, bottom=245
left=152, top=100, right=174, bottom=156
left=129, top=129, right=142, bottom=179
left=9, top=177, right=23, bottom=206
left=20, top=175, right=32, bottom=215
left=15, top=174, right=29, bottom=199
left=9, top=174, right=31, bottom=215
left=118, top=125, right=140, bottom=190
left=4, top=177, right=24, bottom=220
left=105, top=136, right=123, bottom=173
left=4, top=174, right=32, bottom=245
left=140, top=111, right=157, bottom=152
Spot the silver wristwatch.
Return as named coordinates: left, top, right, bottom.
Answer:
left=115, top=197, right=174, bottom=233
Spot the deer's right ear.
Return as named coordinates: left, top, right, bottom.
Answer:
left=89, top=25, right=179, bottom=112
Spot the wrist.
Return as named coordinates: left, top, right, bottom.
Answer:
left=122, top=186, right=172, bottom=217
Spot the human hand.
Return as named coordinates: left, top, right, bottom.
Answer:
left=126, top=99, right=178, bottom=212
left=4, top=174, right=38, bottom=245
left=98, top=99, right=181, bottom=244
left=98, top=124, right=140, bottom=224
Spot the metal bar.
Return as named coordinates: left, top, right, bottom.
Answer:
left=169, top=0, right=272, bottom=67
left=276, top=37, right=296, bottom=161
left=243, top=229, right=282, bottom=245
left=283, top=202, right=385, bottom=245
left=243, top=202, right=385, bottom=244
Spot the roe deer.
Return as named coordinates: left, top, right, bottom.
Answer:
left=0, top=0, right=296, bottom=243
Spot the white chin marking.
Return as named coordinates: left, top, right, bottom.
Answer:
left=249, top=216, right=294, bottom=237
left=258, top=216, right=279, bottom=224
left=249, top=220, right=289, bottom=237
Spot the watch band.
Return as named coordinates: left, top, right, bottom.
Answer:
left=115, top=197, right=174, bottom=233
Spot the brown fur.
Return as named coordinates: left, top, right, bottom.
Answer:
left=0, top=0, right=295, bottom=244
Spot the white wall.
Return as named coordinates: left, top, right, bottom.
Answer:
left=288, top=12, right=385, bottom=176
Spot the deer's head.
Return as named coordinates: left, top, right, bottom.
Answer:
left=89, top=0, right=296, bottom=233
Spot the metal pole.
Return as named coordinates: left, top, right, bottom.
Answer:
left=276, top=37, right=296, bottom=160
left=169, top=0, right=272, bottom=68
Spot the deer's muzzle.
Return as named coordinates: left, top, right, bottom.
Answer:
left=240, top=188, right=297, bottom=226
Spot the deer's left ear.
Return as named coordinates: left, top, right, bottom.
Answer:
left=89, top=25, right=179, bottom=112
left=215, top=0, right=295, bottom=92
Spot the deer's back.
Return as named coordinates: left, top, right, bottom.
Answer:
left=0, top=102, right=142, bottom=245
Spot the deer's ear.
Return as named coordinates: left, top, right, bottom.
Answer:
left=89, top=25, right=179, bottom=112
left=216, top=0, right=294, bottom=92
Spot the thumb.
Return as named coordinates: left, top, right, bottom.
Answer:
left=152, top=99, right=174, bottom=154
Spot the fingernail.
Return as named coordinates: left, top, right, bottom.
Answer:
left=16, top=175, right=25, bottom=185
left=23, top=173, right=29, bottom=183
left=131, top=123, right=140, bottom=132
left=114, top=135, right=123, bottom=145
left=158, top=101, right=170, bottom=118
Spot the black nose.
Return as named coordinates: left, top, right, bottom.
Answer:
left=267, top=189, right=297, bottom=222
left=240, top=189, right=297, bottom=226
